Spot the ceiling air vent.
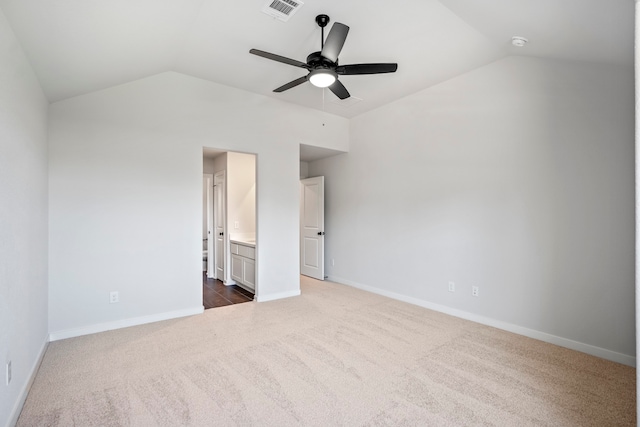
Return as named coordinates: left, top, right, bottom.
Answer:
left=261, top=0, right=303, bottom=22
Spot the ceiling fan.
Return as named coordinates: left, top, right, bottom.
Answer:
left=249, top=14, right=398, bottom=100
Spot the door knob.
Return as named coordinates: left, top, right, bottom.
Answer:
left=317, top=231, right=325, bottom=236
left=219, top=232, right=224, bottom=236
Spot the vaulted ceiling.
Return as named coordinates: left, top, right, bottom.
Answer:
left=0, top=0, right=634, bottom=119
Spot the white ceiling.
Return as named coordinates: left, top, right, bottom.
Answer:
left=0, top=0, right=634, bottom=119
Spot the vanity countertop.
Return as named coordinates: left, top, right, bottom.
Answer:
left=230, top=238, right=256, bottom=248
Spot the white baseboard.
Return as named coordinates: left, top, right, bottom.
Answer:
left=7, top=337, right=48, bottom=427
left=49, top=306, right=205, bottom=342
left=256, top=289, right=301, bottom=302
left=328, top=275, right=636, bottom=367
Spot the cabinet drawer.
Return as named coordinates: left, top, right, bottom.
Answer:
left=238, top=245, right=255, bottom=260
left=231, top=243, right=239, bottom=255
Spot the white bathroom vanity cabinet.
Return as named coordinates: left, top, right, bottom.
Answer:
left=230, top=240, right=256, bottom=292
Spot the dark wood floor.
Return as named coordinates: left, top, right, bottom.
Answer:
left=203, top=273, right=254, bottom=309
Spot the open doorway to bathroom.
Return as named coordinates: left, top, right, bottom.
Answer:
left=203, top=148, right=257, bottom=309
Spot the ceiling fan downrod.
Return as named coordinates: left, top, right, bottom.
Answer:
left=315, top=14, right=330, bottom=50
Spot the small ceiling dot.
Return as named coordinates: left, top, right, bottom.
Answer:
left=512, top=36, right=529, bottom=47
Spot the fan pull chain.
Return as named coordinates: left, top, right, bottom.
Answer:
left=322, top=87, right=325, bottom=111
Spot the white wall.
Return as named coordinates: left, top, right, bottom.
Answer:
left=0, top=9, right=49, bottom=427
left=212, top=153, right=227, bottom=175
left=227, top=152, right=256, bottom=239
left=300, top=161, right=309, bottom=179
left=310, top=56, right=635, bottom=363
left=48, top=72, right=349, bottom=336
left=203, top=156, right=216, bottom=174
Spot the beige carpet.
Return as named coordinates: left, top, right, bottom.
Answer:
left=18, top=277, right=635, bottom=426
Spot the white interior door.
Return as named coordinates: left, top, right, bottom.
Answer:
left=214, top=171, right=226, bottom=282
left=204, top=174, right=214, bottom=278
left=300, top=176, right=325, bottom=280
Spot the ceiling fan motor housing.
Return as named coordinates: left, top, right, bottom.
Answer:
left=307, top=51, right=336, bottom=70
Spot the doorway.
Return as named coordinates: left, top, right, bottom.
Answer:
left=203, top=148, right=257, bottom=308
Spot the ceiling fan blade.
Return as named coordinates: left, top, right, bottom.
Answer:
left=328, top=79, right=350, bottom=100
left=321, top=23, right=349, bottom=62
left=336, top=63, right=398, bottom=75
left=273, top=76, right=308, bottom=93
left=250, top=49, right=309, bottom=69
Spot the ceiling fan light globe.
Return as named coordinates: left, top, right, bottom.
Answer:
left=309, top=70, right=336, bottom=88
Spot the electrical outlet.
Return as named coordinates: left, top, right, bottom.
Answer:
left=331, top=259, right=335, bottom=266
left=6, top=361, right=11, bottom=386
left=234, top=221, right=239, bottom=229
left=110, top=291, right=119, bottom=304
left=448, top=281, right=455, bottom=292
left=472, top=286, right=479, bottom=297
